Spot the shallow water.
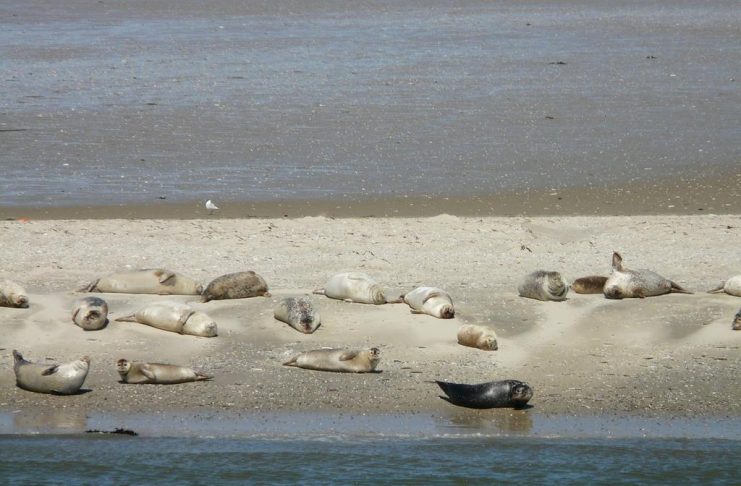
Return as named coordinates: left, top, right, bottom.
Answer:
left=0, top=435, right=737, bottom=484
left=1, top=1, right=739, bottom=208
left=2, top=411, right=739, bottom=483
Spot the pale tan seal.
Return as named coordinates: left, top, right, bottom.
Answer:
left=115, top=301, right=217, bottom=337
left=0, top=279, right=29, bottom=308
left=518, top=270, right=569, bottom=301
left=401, top=286, right=455, bottom=318
left=283, top=348, right=381, bottom=373
left=708, top=275, right=741, bottom=297
left=571, top=276, right=609, bottom=294
left=80, top=269, right=202, bottom=295
left=13, top=350, right=90, bottom=395
left=603, top=252, right=691, bottom=299
left=313, top=272, right=392, bottom=304
left=274, top=296, right=321, bottom=334
left=457, top=324, right=498, bottom=351
left=116, top=359, right=212, bottom=384
left=201, top=271, right=271, bottom=302
left=72, top=297, right=109, bottom=331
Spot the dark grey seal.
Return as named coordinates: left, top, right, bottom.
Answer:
left=435, top=379, right=533, bottom=409
left=201, top=271, right=271, bottom=302
left=733, top=309, right=741, bottom=331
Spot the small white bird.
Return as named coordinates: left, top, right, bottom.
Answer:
left=205, top=199, right=219, bottom=215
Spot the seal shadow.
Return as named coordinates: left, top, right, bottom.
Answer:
left=52, top=388, right=93, bottom=396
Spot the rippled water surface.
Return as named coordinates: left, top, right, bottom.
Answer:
left=1, top=1, right=739, bottom=207
left=0, top=434, right=737, bottom=484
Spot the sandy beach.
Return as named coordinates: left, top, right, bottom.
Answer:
left=1, top=214, right=739, bottom=424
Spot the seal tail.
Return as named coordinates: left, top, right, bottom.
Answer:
left=312, top=288, right=326, bottom=296
left=282, top=356, right=299, bottom=367
left=195, top=372, right=213, bottom=381
left=114, top=314, right=138, bottom=322
left=669, top=282, right=693, bottom=294
left=706, top=282, right=725, bottom=294
left=12, top=349, right=25, bottom=365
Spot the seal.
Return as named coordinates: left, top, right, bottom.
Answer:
left=116, top=359, right=212, bottom=384
left=283, top=347, right=381, bottom=373
left=313, top=272, right=392, bottom=304
left=401, top=286, right=455, bottom=318
left=435, top=379, right=533, bottom=409
left=733, top=308, right=741, bottom=331
left=0, top=279, right=29, bottom=308
left=201, top=271, right=271, bottom=302
left=571, top=276, right=609, bottom=294
left=115, top=301, right=218, bottom=337
left=517, top=270, right=569, bottom=301
left=707, top=275, right=741, bottom=297
left=80, top=268, right=202, bottom=295
left=457, top=324, right=498, bottom=351
left=13, top=350, right=90, bottom=395
left=603, top=252, right=691, bottom=299
left=274, top=296, right=321, bottom=334
left=72, top=296, right=109, bottom=331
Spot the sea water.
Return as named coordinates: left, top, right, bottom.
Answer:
left=0, top=412, right=738, bottom=484
left=0, top=435, right=737, bottom=484
left=1, top=1, right=739, bottom=207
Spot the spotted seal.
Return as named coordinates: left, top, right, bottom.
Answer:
left=116, top=359, right=212, bottom=384
left=457, top=324, right=498, bottom=351
left=435, top=379, right=533, bottom=409
left=274, top=296, right=321, bottom=334
left=80, top=269, right=202, bottom=295
left=115, top=301, right=217, bottom=337
left=201, top=271, right=271, bottom=302
left=708, top=275, right=741, bottom=297
left=517, top=270, right=569, bottom=301
left=571, top=276, right=609, bottom=294
left=72, top=297, right=109, bottom=331
left=283, top=348, right=381, bottom=373
left=0, top=279, right=29, bottom=308
left=401, top=286, right=455, bottom=318
left=603, top=252, right=691, bottom=299
left=13, top=350, right=90, bottom=395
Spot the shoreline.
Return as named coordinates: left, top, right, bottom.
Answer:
left=2, top=410, right=740, bottom=440
left=2, top=172, right=740, bottom=220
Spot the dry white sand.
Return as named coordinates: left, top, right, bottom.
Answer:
left=1, top=215, right=739, bottom=420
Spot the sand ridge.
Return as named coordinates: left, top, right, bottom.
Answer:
left=0, top=215, right=739, bottom=419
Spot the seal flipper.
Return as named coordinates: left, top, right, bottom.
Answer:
left=312, top=288, right=326, bottom=296
left=41, top=365, right=59, bottom=376
left=612, top=252, right=624, bottom=271
left=422, top=292, right=443, bottom=304
left=158, top=270, right=177, bottom=285
left=195, top=372, right=212, bottom=381
left=140, top=364, right=156, bottom=381
left=339, top=351, right=359, bottom=361
left=669, top=281, right=692, bottom=294
left=283, top=356, right=299, bottom=367
left=77, top=279, right=99, bottom=292
left=114, top=314, right=139, bottom=322
left=12, top=350, right=27, bottom=366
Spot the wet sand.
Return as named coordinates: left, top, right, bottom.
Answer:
left=1, top=215, right=739, bottom=424
left=2, top=0, right=739, bottom=208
